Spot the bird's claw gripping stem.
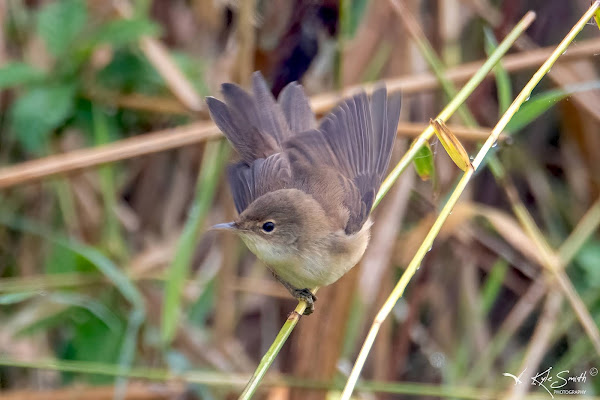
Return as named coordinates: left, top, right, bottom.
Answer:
left=292, top=288, right=317, bottom=315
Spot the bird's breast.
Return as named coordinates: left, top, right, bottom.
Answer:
left=242, top=222, right=371, bottom=289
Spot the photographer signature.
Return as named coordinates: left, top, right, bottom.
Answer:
left=503, top=366, right=596, bottom=398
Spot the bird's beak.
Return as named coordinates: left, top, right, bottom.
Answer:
left=210, top=222, right=238, bottom=231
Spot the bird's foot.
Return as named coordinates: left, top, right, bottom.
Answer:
left=270, top=271, right=317, bottom=315
left=291, top=288, right=317, bottom=315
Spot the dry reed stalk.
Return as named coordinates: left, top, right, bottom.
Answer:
left=0, top=37, right=597, bottom=190
left=83, top=88, right=190, bottom=115
left=341, top=0, right=397, bottom=85
left=310, top=37, right=600, bottom=111
left=360, top=145, right=414, bottom=306
left=367, top=160, right=414, bottom=381
left=0, top=123, right=220, bottom=189
left=0, top=123, right=497, bottom=189
left=0, top=382, right=182, bottom=400
left=212, top=0, right=256, bottom=351
left=461, top=255, right=492, bottom=354
left=214, top=196, right=240, bottom=347
left=290, top=266, right=359, bottom=400
left=235, top=0, right=256, bottom=85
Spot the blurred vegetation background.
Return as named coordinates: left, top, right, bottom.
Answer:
left=0, top=0, right=599, bottom=399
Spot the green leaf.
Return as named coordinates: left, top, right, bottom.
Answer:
left=188, top=279, right=216, bottom=327
left=67, top=310, right=125, bottom=384
left=506, top=81, right=600, bottom=133
left=484, top=28, right=512, bottom=115
left=95, top=18, right=161, bottom=46
left=341, top=0, right=369, bottom=38
left=0, top=62, right=45, bottom=90
left=93, top=106, right=127, bottom=259
left=36, top=0, right=87, bottom=57
left=10, top=84, right=76, bottom=152
left=45, top=242, right=95, bottom=275
left=481, top=259, right=508, bottom=314
left=98, top=50, right=164, bottom=94
left=576, top=240, right=600, bottom=288
left=413, top=141, right=434, bottom=181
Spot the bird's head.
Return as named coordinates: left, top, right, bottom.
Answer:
left=211, top=189, right=332, bottom=262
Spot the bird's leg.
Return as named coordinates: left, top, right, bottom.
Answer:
left=271, top=271, right=317, bottom=315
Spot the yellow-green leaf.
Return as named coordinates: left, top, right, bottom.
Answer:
left=430, top=118, right=472, bottom=172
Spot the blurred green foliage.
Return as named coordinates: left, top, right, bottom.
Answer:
left=1, top=0, right=169, bottom=154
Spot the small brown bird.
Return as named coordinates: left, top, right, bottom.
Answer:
left=207, top=72, right=401, bottom=314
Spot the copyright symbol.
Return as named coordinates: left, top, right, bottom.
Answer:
left=590, top=367, right=598, bottom=376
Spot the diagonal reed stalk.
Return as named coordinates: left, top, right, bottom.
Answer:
left=394, top=0, right=600, bottom=365
left=340, top=3, right=600, bottom=399
left=237, top=11, right=536, bottom=400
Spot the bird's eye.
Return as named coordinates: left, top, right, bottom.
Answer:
left=262, top=221, right=275, bottom=232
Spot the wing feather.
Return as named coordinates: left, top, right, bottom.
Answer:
left=278, top=82, right=317, bottom=132
left=284, top=87, right=402, bottom=233
left=252, top=72, right=292, bottom=142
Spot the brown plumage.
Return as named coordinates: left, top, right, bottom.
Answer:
left=207, top=72, right=401, bottom=314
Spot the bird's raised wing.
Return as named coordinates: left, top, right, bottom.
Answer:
left=284, top=87, right=402, bottom=234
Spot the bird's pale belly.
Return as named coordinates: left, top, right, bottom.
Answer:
left=241, top=223, right=371, bottom=289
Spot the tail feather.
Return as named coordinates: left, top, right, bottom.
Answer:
left=251, top=72, right=292, bottom=143
left=206, top=72, right=315, bottom=164
left=205, top=96, right=278, bottom=163
left=278, top=82, right=317, bottom=132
